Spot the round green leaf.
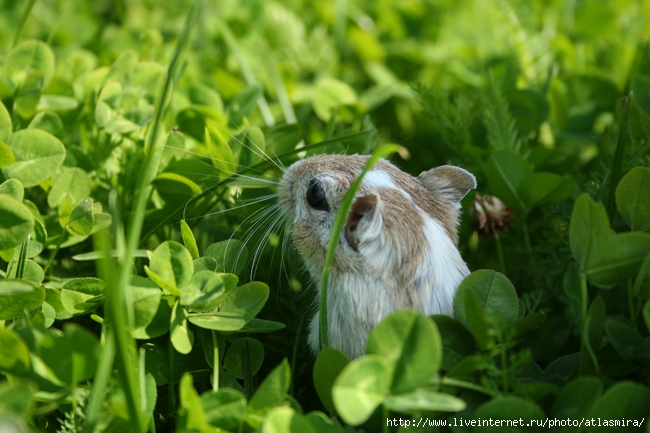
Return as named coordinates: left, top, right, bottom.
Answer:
left=485, top=150, right=533, bottom=211
left=18, top=323, right=100, bottom=386
left=551, top=376, right=602, bottom=421
left=0, top=328, right=30, bottom=374
left=540, top=353, right=581, bottom=387
left=0, top=101, right=11, bottom=139
left=312, top=78, right=359, bottom=122
left=431, top=315, right=475, bottom=370
left=0, top=179, right=23, bottom=201
left=570, top=194, right=650, bottom=287
left=60, top=289, right=101, bottom=316
left=67, top=198, right=95, bottom=235
left=1, top=40, right=55, bottom=94
left=518, top=172, right=576, bottom=210
left=170, top=300, right=193, bottom=354
left=25, top=216, right=46, bottom=258
left=366, top=310, right=442, bottom=394
left=36, top=95, right=79, bottom=111
left=28, top=111, right=64, bottom=139
left=7, top=259, right=44, bottom=285
left=247, top=359, right=291, bottom=427
left=205, top=125, right=236, bottom=182
left=0, top=281, right=43, bottom=320
left=204, top=239, right=248, bottom=275
left=1, top=129, right=66, bottom=188
left=0, top=382, right=32, bottom=417
left=181, top=269, right=224, bottom=310
left=142, top=342, right=168, bottom=386
left=224, top=337, right=264, bottom=379
left=47, top=168, right=91, bottom=208
left=616, top=166, right=650, bottom=231
left=238, top=319, right=285, bottom=333
left=0, top=139, right=15, bottom=168
left=131, top=276, right=162, bottom=329
left=218, top=281, right=269, bottom=323
left=180, top=220, right=199, bottom=259
left=570, top=193, right=612, bottom=270
left=188, top=311, right=246, bottom=331
left=0, top=194, right=33, bottom=250
left=134, top=296, right=173, bottom=339
left=177, top=373, right=210, bottom=431
left=201, top=388, right=246, bottom=431
left=313, top=347, right=350, bottom=413
left=149, top=241, right=194, bottom=291
left=454, top=270, right=519, bottom=329
left=194, top=257, right=217, bottom=273
left=262, top=407, right=317, bottom=433
left=473, top=396, right=546, bottom=432
left=332, top=355, right=389, bottom=425
left=63, top=277, right=105, bottom=294
left=384, top=389, right=465, bottom=413
left=586, top=382, right=650, bottom=432
left=604, top=320, right=650, bottom=364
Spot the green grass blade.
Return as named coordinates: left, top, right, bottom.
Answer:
left=82, top=325, right=116, bottom=433
left=12, top=0, right=36, bottom=47
left=100, top=1, right=204, bottom=429
left=262, top=46, right=296, bottom=124
left=319, top=144, right=407, bottom=349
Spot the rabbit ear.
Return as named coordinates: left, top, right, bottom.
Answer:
left=345, top=192, right=383, bottom=252
left=418, top=165, right=477, bottom=203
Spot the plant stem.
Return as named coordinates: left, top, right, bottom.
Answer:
left=212, top=331, right=219, bottom=392
left=438, top=377, right=498, bottom=397
left=168, top=338, right=176, bottom=414
left=139, top=347, right=147, bottom=413
left=13, top=0, right=36, bottom=47
left=43, top=231, right=65, bottom=275
left=579, top=271, right=588, bottom=375
left=606, top=91, right=632, bottom=223
left=495, top=235, right=506, bottom=275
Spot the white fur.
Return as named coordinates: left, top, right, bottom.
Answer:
left=417, top=214, right=470, bottom=316
left=362, top=170, right=413, bottom=201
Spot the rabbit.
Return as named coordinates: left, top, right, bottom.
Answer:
left=277, top=154, right=476, bottom=359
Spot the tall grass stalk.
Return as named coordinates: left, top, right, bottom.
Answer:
left=82, top=326, right=115, bottom=433
left=319, top=144, right=408, bottom=349
left=96, top=1, right=203, bottom=430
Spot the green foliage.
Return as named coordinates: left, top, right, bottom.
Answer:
left=0, top=0, right=649, bottom=432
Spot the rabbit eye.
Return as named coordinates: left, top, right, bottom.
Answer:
left=306, top=180, right=329, bottom=212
